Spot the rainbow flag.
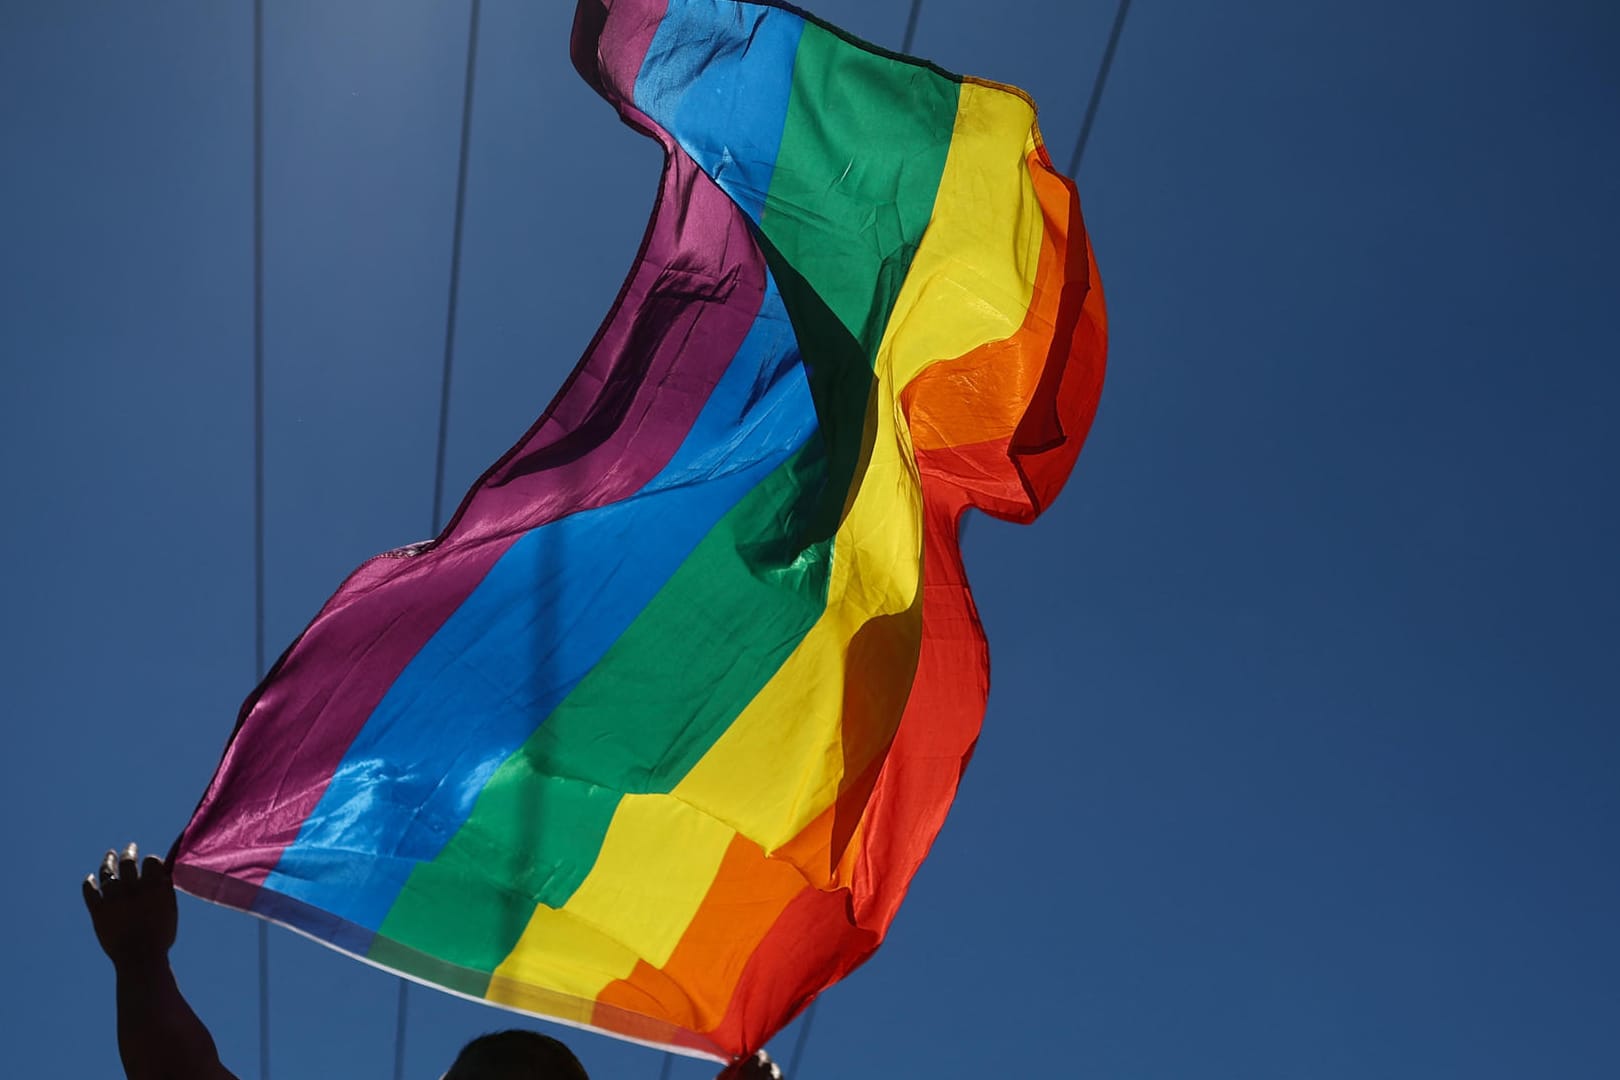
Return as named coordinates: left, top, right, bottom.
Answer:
left=174, top=0, right=1106, bottom=1060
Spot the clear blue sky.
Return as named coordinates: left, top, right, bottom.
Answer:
left=3, top=1, right=1617, bottom=1077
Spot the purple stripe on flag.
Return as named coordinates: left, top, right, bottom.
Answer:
left=176, top=107, right=771, bottom=887
left=572, top=0, right=670, bottom=122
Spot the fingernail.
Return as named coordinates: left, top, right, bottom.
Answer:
left=125, top=842, right=138, bottom=862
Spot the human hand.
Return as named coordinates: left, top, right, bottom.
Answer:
left=716, top=1049, right=784, bottom=1080
left=82, top=843, right=178, bottom=969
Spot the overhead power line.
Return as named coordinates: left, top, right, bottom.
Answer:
left=431, top=0, right=483, bottom=541
left=902, top=0, right=924, bottom=53
left=786, top=1002, right=820, bottom=1075
left=250, top=0, right=270, bottom=1076
left=393, top=3, right=483, bottom=1079
left=1068, top=0, right=1134, bottom=176
left=393, top=980, right=410, bottom=1080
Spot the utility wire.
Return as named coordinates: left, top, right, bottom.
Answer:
left=393, top=981, right=410, bottom=1080
left=786, top=1003, right=820, bottom=1076
left=392, top=5, right=482, bottom=1079
left=257, top=927, right=269, bottom=1080
left=901, top=0, right=924, bottom=54
left=1068, top=0, right=1134, bottom=176
left=250, top=5, right=266, bottom=711
left=431, top=0, right=483, bottom=540
left=251, top=0, right=269, bottom=1077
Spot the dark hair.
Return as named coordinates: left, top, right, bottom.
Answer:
left=444, top=1029, right=590, bottom=1080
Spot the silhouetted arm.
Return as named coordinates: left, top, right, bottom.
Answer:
left=83, top=845, right=239, bottom=1080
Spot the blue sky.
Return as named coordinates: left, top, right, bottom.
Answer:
left=3, top=1, right=1617, bottom=1077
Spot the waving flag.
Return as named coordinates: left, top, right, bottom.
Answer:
left=174, top=0, right=1106, bottom=1060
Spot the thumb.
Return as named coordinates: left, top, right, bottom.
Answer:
left=81, top=874, right=101, bottom=913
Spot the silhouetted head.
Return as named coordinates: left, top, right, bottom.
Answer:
left=443, top=1029, right=589, bottom=1080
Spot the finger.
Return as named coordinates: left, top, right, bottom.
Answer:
left=82, top=874, right=101, bottom=910
left=118, top=842, right=139, bottom=885
left=99, top=850, right=119, bottom=893
left=141, top=855, right=168, bottom=882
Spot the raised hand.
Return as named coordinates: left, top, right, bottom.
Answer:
left=81, top=843, right=239, bottom=1080
left=82, top=843, right=177, bottom=969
